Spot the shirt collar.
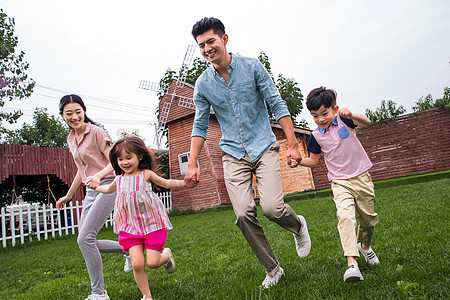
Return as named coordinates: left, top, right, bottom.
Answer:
left=67, top=122, right=92, bottom=145
left=213, top=52, right=235, bottom=75
left=318, top=116, right=338, bottom=134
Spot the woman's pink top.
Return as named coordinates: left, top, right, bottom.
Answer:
left=113, top=171, right=172, bottom=235
left=67, top=122, right=115, bottom=184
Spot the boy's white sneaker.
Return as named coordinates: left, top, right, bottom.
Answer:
left=124, top=254, right=133, bottom=272
left=343, top=264, right=364, bottom=283
left=85, top=290, right=110, bottom=300
left=261, top=267, right=284, bottom=289
left=358, top=242, right=380, bottom=266
left=293, top=215, right=311, bottom=258
left=162, top=248, right=176, bottom=274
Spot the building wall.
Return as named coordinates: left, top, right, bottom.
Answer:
left=160, top=80, right=196, bottom=124
left=252, top=128, right=315, bottom=197
left=168, top=115, right=229, bottom=211
left=311, top=107, right=450, bottom=189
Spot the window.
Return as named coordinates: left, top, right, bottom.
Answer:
left=178, top=152, right=198, bottom=175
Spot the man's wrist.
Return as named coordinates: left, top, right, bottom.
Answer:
left=287, top=142, right=299, bottom=149
left=187, top=162, right=198, bottom=169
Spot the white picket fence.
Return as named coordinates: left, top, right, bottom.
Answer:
left=0, top=191, right=172, bottom=248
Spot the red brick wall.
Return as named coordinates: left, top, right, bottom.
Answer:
left=160, top=80, right=195, bottom=124
left=255, top=128, right=315, bottom=195
left=168, top=115, right=229, bottom=211
left=311, top=107, right=450, bottom=189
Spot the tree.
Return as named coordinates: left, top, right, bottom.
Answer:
left=115, top=128, right=145, bottom=143
left=3, top=107, right=68, bottom=147
left=365, top=100, right=406, bottom=122
left=412, top=87, right=450, bottom=112
left=157, top=68, right=176, bottom=100
left=276, top=74, right=308, bottom=127
left=0, top=9, right=35, bottom=135
left=184, top=57, right=210, bottom=86
left=154, top=68, right=177, bottom=148
left=258, top=51, right=308, bottom=128
left=258, top=51, right=274, bottom=82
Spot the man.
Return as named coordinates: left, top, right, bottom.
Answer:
left=185, top=17, right=311, bottom=288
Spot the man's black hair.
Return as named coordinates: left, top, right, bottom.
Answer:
left=192, top=17, right=225, bottom=40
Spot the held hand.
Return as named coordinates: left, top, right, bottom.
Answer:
left=286, top=147, right=302, bottom=168
left=86, top=175, right=100, bottom=189
left=184, top=166, right=200, bottom=188
left=56, top=195, right=71, bottom=209
left=338, top=107, right=353, bottom=119
left=182, top=181, right=191, bottom=188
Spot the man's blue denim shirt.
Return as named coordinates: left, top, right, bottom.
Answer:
left=191, top=54, right=291, bottom=162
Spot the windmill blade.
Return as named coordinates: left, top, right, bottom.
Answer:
left=140, top=45, right=198, bottom=147
left=139, top=80, right=160, bottom=92
left=176, top=94, right=195, bottom=110
left=176, top=45, right=196, bottom=88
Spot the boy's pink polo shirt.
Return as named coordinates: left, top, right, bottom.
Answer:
left=67, top=122, right=115, bottom=184
left=308, top=115, right=372, bottom=181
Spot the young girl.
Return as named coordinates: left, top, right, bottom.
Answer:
left=90, top=136, right=189, bottom=300
left=57, top=94, right=131, bottom=300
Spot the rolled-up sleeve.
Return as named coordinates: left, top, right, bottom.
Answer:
left=191, top=84, right=210, bottom=139
left=255, top=62, right=290, bottom=121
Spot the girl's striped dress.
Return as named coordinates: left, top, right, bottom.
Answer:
left=113, top=170, right=172, bottom=235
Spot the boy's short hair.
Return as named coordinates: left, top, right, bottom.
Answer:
left=306, top=87, right=337, bottom=111
left=192, top=17, right=225, bottom=40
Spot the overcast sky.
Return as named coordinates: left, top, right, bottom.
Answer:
left=1, top=0, right=449, bottom=148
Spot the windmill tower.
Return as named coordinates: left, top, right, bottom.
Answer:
left=139, top=45, right=197, bottom=148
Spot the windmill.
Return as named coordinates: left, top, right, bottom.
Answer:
left=139, top=45, right=197, bottom=148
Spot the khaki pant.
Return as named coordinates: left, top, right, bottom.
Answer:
left=222, top=142, right=301, bottom=276
left=331, top=172, right=379, bottom=257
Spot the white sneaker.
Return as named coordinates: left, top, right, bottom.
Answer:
left=358, top=242, right=380, bottom=266
left=85, top=290, right=110, bottom=300
left=162, top=248, right=176, bottom=274
left=293, top=215, right=311, bottom=258
left=343, top=264, right=364, bottom=283
left=124, top=254, right=133, bottom=272
left=261, top=267, right=284, bottom=289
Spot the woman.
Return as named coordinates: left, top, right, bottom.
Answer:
left=56, top=94, right=132, bottom=300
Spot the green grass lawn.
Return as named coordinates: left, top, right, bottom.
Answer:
left=0, top=174, right=449, bottom=299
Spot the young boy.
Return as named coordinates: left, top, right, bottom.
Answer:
left=298, top=87, right=379, bottom=283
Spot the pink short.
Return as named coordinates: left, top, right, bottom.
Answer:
left=118, top=228, right=167, bottom=252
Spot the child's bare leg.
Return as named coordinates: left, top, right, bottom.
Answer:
left=129, top=245, right=152, bottom=299
left=145, top=249, right=169, bottom=269
left=346, top=255, right=358, bottom=267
